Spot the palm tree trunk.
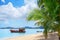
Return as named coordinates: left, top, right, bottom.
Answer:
left=58, top=31, right=60, bottom=40
left=59, top=36, right=60, bottom=40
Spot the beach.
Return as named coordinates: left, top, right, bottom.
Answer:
left=4, top=32, right=58, bottom=40
left=4, top=33, right=43, bottom=40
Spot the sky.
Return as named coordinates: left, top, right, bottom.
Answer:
left=0, top=0, right=38, bottom=27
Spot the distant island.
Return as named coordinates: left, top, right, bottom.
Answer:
left=0, top=27, right=18, bottom=29
left=0, top=26, right=44, bottom=29
left=25, top=26, right=43, bottom=29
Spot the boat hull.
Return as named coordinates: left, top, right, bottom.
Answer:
left=10, top=30, right=25, bottom=33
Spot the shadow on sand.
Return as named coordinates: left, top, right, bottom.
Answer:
left=35, top=33, right=58, bottom=40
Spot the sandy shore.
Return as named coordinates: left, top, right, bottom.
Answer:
left=3, top=32, right=59, bottom=40
left=4, top=33, right=43, bottom=40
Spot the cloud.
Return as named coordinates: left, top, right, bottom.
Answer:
left=0, top=0, right=38, bottom=24
left=24, top=0, right=37, bottom=4
left=0, top=2, right=22, bottom=19
left=1, top=0, right=5, bottom=3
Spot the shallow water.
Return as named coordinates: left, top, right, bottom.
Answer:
left=0, top=29, right=44, bottom=38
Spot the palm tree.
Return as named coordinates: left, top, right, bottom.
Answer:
left=27, top=8, right=56, bottom=39
left=37, top=0, right=60, bottom=40
left=27, top=0, right=60, bottom=40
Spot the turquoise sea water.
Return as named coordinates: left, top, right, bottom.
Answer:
left=0, top=29, right=44, bottom=38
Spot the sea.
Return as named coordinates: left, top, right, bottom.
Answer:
left=0, top=29, right=44, bottom=39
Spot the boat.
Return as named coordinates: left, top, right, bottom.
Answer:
left=10, top=28, right=25, bottom=33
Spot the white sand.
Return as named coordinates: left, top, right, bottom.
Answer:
left=3, top=32, right=59, bottom=40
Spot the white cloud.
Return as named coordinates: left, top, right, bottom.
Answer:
left=0, top=2, right=22, bottom=19
left=1, top=0, right=5, bottom=3
left=24, top=0, right=37, bottom=4
left=0, top=0, right=38, bottom=24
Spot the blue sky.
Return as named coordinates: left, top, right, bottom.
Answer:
left=0, top=0, right=38, bottom=27
left=0, top=0, right=24, bottom=7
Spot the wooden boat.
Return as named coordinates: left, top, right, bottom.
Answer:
left=10, top=28, right=25, bottom=33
